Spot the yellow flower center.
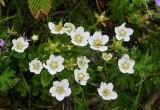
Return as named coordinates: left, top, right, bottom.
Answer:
left=33, top=63, right=40, bottom=70
left=16, top=42, right=24, bottom=49
left=77, top=73, right=84, bottom=81
left=54, top=25, right=62, bottom=32
left=93, top=39, right=102, bottom=48
left=50, top=61, right=58, bottom=69
left=118, top=29, right=126, bottom=37
left=56, top=86, right=64, bottom=95
left=74, top=34, right=83, bottom=43
left=121, top=61, right=130, bottom=70
left=102, top=88, right=110, bottom=96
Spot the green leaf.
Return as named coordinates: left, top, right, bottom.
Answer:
left=0, top=68, right=16, bottom=91
left=0, top=15, right=15, bottom=24
left=72, top=85, right=83, bottom=96
left=32, top=74, right=41, bottom=86
left=38, top=43, right=49, bottom=54
left=41, top=70, right=53, bottom=87
left=11, top=51, right=26, bottom=59
left=28, top=0, right=52, bottom=19
left=15, top=79, right=28, bottom=97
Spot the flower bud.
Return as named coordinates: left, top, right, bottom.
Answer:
left=0, top=39, right=5, bottom=47
left=102, top=53, right=112, bottom=62
left=31, top=34, right=39, bottom=41
left=97, top=65, right=103, bottom=72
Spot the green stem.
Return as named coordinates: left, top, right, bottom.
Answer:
left=11, top=89, right=18, bottom=109
left=118, top=91, right=143, bottom=108
left=0, top=5, right=1, bottom=19
left=98, top=100, right=104, bottom=110
left=82, top=87, right=88, bottom=110
left=64, top=0, right=84, bottom=19
left=89, top=22, right=98, bottom=30
left=20, top=72, right=31, bottom=110
left=131, top=82, right=143, bottom=110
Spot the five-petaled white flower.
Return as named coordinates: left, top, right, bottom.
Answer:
left=115, top=23, right=133, bottom=42
left=88, top=31, right=109, bottom=52
left=77, top=56, right=90, bottom=69
left=49, top=79, right=71, bottom=101
left=70, top=26, right=90, bottom=46
left=118, top=54, right=135, bottom=74
left=43, top=55, right=64, bottom=75
left=74, top=68, right=90, bottom=85
left=98, top=82, right=118, bottom=100
left=48, top=22, right=64, bottom=34
left=29, top=58, right=43, bottom=74
left=12, top=37, right=29, bottom=53
left=63, top=22, right=75, bottom=36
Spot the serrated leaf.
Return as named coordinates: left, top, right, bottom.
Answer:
left=0, top=68, right=16, bottom=91
left=41, top=70, right=53, bottom=87
left=28, top=0, right=52, bottom=19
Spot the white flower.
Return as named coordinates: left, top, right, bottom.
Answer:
left=115, top=23, right=133, bottom=42
left=77, top=56, right=90, bottom=69
left=74, top=68, right=90, bottom=85
left=88, top=31, right=109, bottom=52
left=43, top=55, right=64, bottom=75
left=118, top=54, right=135, bottom=74
left=98, top=82, right=118, bottom=100
left=102, top=53, right=112, bottom=62
left=48, top=22, right=64, bottom=34
left=12, top=37, right=29, bottom=53
left=63, top=22, right=75, bottom=36
left=29, top=58, right=43, bottom=74
left=70, top=26, right=90, bottom=46
left=49, top=79, right=71, bottom=101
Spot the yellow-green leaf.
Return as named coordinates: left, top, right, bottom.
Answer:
left=28, top=0, right=52, bottom=19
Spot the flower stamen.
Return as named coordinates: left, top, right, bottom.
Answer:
left=93, top=39, right=102, bottom=48
left=55, top=86, right=65, bottom=95
left=50, top=61, right=58, bottom=69
left=74, top=34, right=83, bottom=43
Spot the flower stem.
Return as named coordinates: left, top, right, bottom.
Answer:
left=20, top=72, right=31, bottom=110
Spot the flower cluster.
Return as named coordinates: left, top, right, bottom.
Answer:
left=10, top=21, right=135, bottom=101
left=74, top=56, right=90, bottom=85
left=48, top=22, right=110, bottom=52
